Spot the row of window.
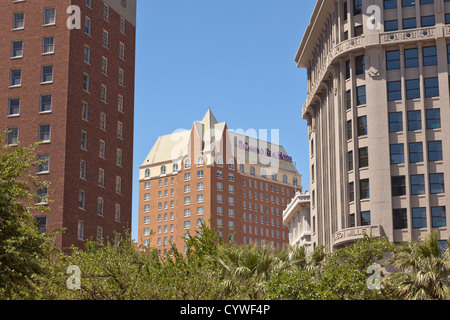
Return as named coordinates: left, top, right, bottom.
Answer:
left=10, top=36, right=54, bottom=59
left=8, top=69, right=126, bottom=109
left=390, top=140, right=443, bottom=164
left=348, top=206, right=446, bottom=231
left=145, top=176, right=294, bottom=198
left=77, top=220, right=122, bottom=243
left=144, top=207, right=282, bottom=225
left=391, top=173, right=445, bottom=196
left=6, top=124, right=51, bottom=145
left=343, top=0, right=438, bottom=33
left=11, top=2, right=127, bottom=35
left=80, top=162, right=123, bottom=191
left=145, top=204, right=285, bottom=226
left=12, top=0, right=127, bottom=32
left=241, top=225, right=285, bottom=238
left=6, top=123, right=123, bottom=148
left=9, top=65, right=54, bottom=87
left=145, top=235, right=287, bottom=250
left=148, top=219, right=207, bottom=236
left=82, top=71, right=126, bottom=102
left=347, top=140, right=443, bottom=172
left=146, top=237, right=287, bottom=251
left=346, top=115, right=368, bottom=140
left=82, top=99, right=125, bottom=124
left=11, top=8, right=55, bottom=30
left=393, top=206, right=447, bottom=229
left=78, top=188, right=122, bottom=218
left=346, top=68, right=440, bottom=102
left=346, top=0, right=438, bottom=18
left=145, top=160, right=298, bottom=186
left=384, top=15, right=437, bottom=32
left=8, top=95, right=52, bottom=116
left=87, top=197, right=123, bottom=220
left=348, top=170, right=444, bottom=204
left=86, top=0, right=128, bottom=35
left=386, top=46, right=439, bottom=71
left=148, top=219, right=250, bottom=237
left=392, top=76, right=440, bottom=99
left=389, top=109, right=441, bottom=133
left=81, top=119, right=123, bottom=148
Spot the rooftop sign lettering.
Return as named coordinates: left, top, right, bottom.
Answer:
left=238, top=140, right=293, bottom=163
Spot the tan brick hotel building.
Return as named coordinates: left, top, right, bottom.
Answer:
left=138, top=110, right=302, bottom=254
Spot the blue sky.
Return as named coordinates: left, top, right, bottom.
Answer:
left=132, top=0, right=316, bottom=240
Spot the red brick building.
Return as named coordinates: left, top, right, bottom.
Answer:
left=0, top=0, right=136, bottom=249
left=139, top=110, right=302, bottom=254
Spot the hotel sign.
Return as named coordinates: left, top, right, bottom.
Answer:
left=238, top=140, right=293, bottom=163
left=332, top=225, right=382, bottom=248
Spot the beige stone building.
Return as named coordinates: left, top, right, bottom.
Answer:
left=282, top=191, right=312, bottom=251
left=296, top=0, right=449, bottom=251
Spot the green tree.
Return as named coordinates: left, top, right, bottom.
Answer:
left=43, top=224, right=232, bottom=300
left=265, top=236, right=397, bottom=300
left=387, top=231, right=450, bottom=300
left=43, top=234, right=163, bottom=300
left=0, top=135, right=56, bottom=299
left=210, top=242, right=323, bottom=299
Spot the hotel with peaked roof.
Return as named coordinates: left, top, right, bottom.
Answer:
left=138, top=110, right=302, bottom=254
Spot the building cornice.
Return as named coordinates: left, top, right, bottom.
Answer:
left=301, top=24, right=448, bottom=119
left=282, top=191, right=310, bottom=226
left=294, top=0, right=330, bottom=68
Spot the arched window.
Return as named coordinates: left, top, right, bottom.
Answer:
left=161, top=165, right=166, bottom=175
left=272, top=173, right=277, bottom=181
left=228, top=159, right=235, bottom=170
left=197, top=156, right=204, bottom=167
left=283, top=175, right=288, bottom=183
left=261, top=169, right=267, bottom=179
left=250, top=166, right=256, bottom=176
left=184, top=158, right=191, bottom=169
left=216, top=156, right=223, bottom=167
left=145, top=168, right=150, bottom=178
left=239, top=164, right=245, bottom=173
left=173, top=163, right=179, bottom=172
left=293, top=177, right=298, bottom=186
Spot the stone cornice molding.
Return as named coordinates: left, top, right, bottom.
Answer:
left=302, top=24, right=448, bottom=119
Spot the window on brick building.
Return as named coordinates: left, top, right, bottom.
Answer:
left=13, top=12, right=25, bottom=30
left=43, top=8, right=56, bottom=25
left=10, top=69, right=22, bottom=87
left=8, top=98, right=20, bottom=116
left=40, top=95, right=52, bottom=113
left=38, top=125, right=51, bottom=143
left=77, top=221, right=85, bottom=240
left=11, top=40, right=23, bottom=58
left=85, top=17, right=91, bottom=35
left=37, top=155, right=50, bottom=174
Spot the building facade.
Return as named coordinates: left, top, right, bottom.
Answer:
left=0, top=0, right=136, bottom=249
left=282, top=191, right=312, bottom=251
left=296, top=0, right=449, bottom=251
left=138, top=110, right=301, bottom=254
